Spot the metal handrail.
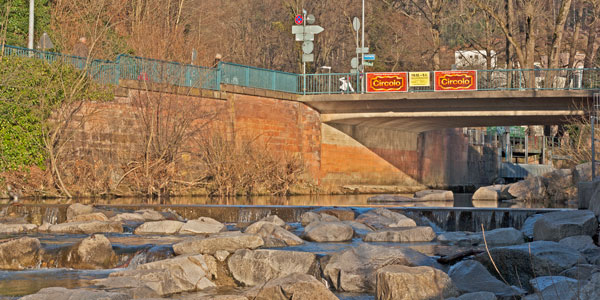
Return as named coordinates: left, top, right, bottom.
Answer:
left=3, top=44, right=600, bottom=94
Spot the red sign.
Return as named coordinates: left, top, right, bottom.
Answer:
left=366, top=72, right=408, bottom=93
left=434, top=70, right=477, bottom=91
left=295, top=15, right=303, bottom=25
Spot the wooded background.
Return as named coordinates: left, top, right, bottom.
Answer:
left=1, top=0, right=599, bottom=73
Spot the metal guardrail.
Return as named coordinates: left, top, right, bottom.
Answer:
left=3, top=44, right=600, bottom=94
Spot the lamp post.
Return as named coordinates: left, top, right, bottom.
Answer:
left=321, top=66, right=331, bottom=94
left=361, top=0, right=365, bottom=94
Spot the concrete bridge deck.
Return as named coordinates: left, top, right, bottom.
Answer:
left=301, top=90, right=595, bottom=132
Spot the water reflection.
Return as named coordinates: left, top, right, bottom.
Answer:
left=13, top=193, right=573, bottom=208
left=0, top=269, right=114, bottom=297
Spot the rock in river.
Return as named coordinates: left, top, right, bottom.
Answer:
left=363, top=226, right=436, bottom=243
left=0, top=237, right=41, bottom=270
left=173, top=231, right=264, bottom=255
left=227, top=249, right=317, bottom=286
left=376, top=265, right=459, bottom=300
left=322, top=243, right=438, bottom=293
left=533, top=210, right=598, bottom=241
left=245, top=273, right=338, bottom=300
left=302, top=221, right=354, bottom=242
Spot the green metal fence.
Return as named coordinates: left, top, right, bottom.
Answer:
left=3, top=44, right=600, bottom=95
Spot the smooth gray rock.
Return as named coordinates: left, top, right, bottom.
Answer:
left=579, top=181, right=595, bottom=209
left=437, top=231, right=481, bottom=246
left=579, top=272, right=600, bottom=299
left=363, top=226, right=436, bottom=243
left=355, top=208, right=416, bottom=230
left=544, top=168, right=575, bottom=201
left=376, top=265, right=459, bottom=300
left=179, top=217, right=226, bottom=235
left=258, top=215, right=286, bottom=227
left=445, top=291, right=497, bottom=300
left=521, top=213, right=544, bottom=239
left=0, top=223, right=37, bottom=234
left=109, top=213, right=146, bottom=223
left=94, top=254, right=216, bottom=296
left=48, top=221, right=123, bottom=234
left=19, top=287, right=130, bottom=300
left=0, top=237, right=41, bottom=270
left=448, top=260, right=525, bottom=297
left=173, top=231, right=264, bottom=255
left=589, top=182, right=600, bottom=217
left=244, top=273, right=338, bottom=300
left=533, top=210, right=598, bottom=241
left=342, top=221, right=374, bottom=238
left=67, top=212, right=109, bottom=223
left=134, top=220, right=184, bottom=235
left=322, top=243, right=438, bottom=293
left=475, top=241, right=586, bottom=291
left=483, top=227, right=524, bottom=246
left=134, top=209, right=165, bottom=221
left=559, top=235, right=598, bottom=252
left=300, top=212, right=339, bottom=226
left=227, top=249, right=317, bottom=287
left=302, top=221, right=353, bottom=242
left=559, top=264, right=600, bottom=281
left=413, top=189, right=453, bottom=201
left=244, top=221, right=303, bottom=247
left=573, top=162, right=592, bottom=184
left=472, top=186, right=500, bottom=200
left=522, top=276, right=579, bottom=300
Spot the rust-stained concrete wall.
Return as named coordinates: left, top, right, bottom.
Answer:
left=69, top=84, right=488, bottom=193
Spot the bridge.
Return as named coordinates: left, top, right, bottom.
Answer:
left=4, top=44, right=600, bottom=188
left=300, top=89, right=594, bottom=132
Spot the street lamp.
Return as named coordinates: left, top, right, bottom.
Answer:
left=321, top=66, right=331, bottom=94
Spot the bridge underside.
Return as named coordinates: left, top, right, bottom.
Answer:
left=302, top=90, right=594, bottom=132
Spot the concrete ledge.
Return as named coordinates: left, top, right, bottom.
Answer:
left=220, top=84, right=299, bottom=101
left=118, top=80, right=227, bottom=100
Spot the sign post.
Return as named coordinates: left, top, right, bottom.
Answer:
left=292, top=10, right=324, bottom=94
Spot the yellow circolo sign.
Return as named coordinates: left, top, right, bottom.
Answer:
left=409, top=72, right=430, bottom=87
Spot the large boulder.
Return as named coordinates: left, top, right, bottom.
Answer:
left=300, top=212, right=339, bottom=226
left=67, top=212, right=108, bottom=223
left=66, top=203, right=95, bottom=220
left=135, top=209, right=165, bottom=221
left=482, top=227, right=524, bottom=246
left=533, top=210, right=598, bottom=241
left=245, top=273, right=338, bottom=300
left=543, top=168, right=575, bottom=201
left=589, top=183, right=600, bottom=217
left=302, top=221, right=353, bottom=242
left=244, top=221, right=303, bottom=247
left=472, top=186, right=500, bottom=201
left=315, top=208, right=356, bottom=221
left=413, top=189, right=454, bottom=201
left=520, top=214, right=544, bottom=240
left=376, top=265, right=459, bottom=300
left=173, top=231, right=264, bottom=255
left=559, top=235, right=598, bottom=252
left=559, top=264, right=600, bottom=281
left=448, top=260, right=525, bottom=297
left=0, top=237, right=41, bottom=270
left=573, top=162, right=592, bottom=185
left=94, top=254, right=216, bottom=297
left=363, top=226, right=436, bottom=243
left=367, top=195, right=416, bottom=202
left=507, top=176, right=547, bottom=200
left=179, top=217, right=226, bottom=235
left=436, top=231, right=481, bottom=246
left=355, top=208, right=416, bottom=230
left=134, top=220, right=184, bottom=235
left=227, top=249, right=317, bottom=286
left=322, top=243, right=438, bottom=293
left=258, top=215, right=286, bottom=227
left=0, top=223, right=37, bottom=234
left=19, top=287, right=129, bottom=300
left=343, top=221, right=374, bottom=238
left=109, top=213, right=146, bottom=223
left=47, top=221, right=123, bottom=234
left=475, top=241, right=586, bottom=291
left=59, top=234, right=117, bottom=269
left=522, top=276, right=579, bottom=300
left=579, top=272, right=600, bottom=299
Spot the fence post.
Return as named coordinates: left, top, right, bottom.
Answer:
left=245, top=66, right=250, bottom=87
left=216, top=61, right=222, bottom=91
left=272, top=71, right=276, bottom=91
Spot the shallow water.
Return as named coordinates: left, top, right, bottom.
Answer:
left=9, top=193, right=575, bottom=208
left=0, top=269, right=115, bottom=297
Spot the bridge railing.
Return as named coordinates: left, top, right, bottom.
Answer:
left=3, top=44, right=600, bottom=94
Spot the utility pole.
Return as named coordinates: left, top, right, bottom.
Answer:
left=361, top=0, right=365, bottom=93
left=28, top=0, right=34, bottom=49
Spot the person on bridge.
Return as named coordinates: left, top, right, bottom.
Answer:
left=339, top=77, right=354, bottom=94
